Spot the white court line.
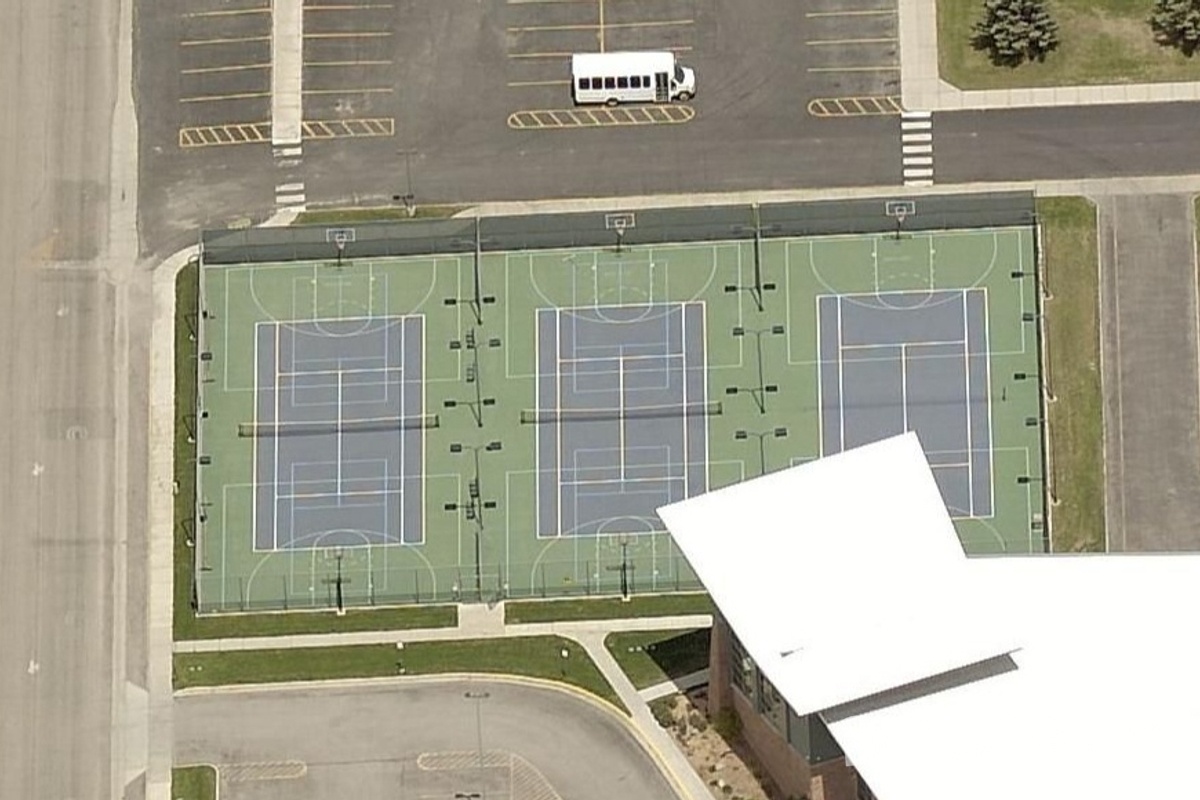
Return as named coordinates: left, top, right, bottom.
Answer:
left=559, top=476, right=686, bottom=487
left=619, top=355, right=626, bottom=480
left=815, top=295, right=824, bottom=456
left=901, top=343, right=909, bottom=431
left=962, top=291, right=975, bottom=517
left=682, top=302, right=691, bottom=493
left=251, top=314, right=260, bottom=552
left=337, top=370, right=344, bottom=497
left=555, top=309, right=565, bottom=538
left=273, top=322, right=282, bottom=550
left=277, top=366, right=403, bottom=378
left=840, top=338, right=966, bottom=351
left=837, top=297, right=846, bottom=452
left=534, top=306, right=542, bottom=536
left=980, top=287, right=997, bottom=520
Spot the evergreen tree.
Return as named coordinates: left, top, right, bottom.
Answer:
left=1149, top=0, right=1200, bottom=56
left=971, top=0, right=1061, bottom=67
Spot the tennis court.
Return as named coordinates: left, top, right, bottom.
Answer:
left=192, top=203, right=1047, bottom=612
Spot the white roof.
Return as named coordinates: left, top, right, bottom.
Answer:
left=659, top=433, right=1200, bottom=800
left=571, top=51, right=674, bottom=74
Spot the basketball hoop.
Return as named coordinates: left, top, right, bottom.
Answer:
left=333, top=232, right=348, bottom=268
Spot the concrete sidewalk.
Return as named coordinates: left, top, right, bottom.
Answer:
left=173, top=607, right=712, bottom=653
left=640, top=668, right=710, bottom=702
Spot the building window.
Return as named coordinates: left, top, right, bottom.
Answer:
left=729, top=632, right=756, bottom=703
left=757, top=672, right=787, bottom=734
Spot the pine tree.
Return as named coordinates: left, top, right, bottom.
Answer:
left=1149, top=0, right=1200, bottom=56
left=971, top=0, right=1061, bottom=67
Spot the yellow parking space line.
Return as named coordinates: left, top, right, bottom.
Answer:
left=305, top=60, right=393, bottom=66
left=805, top=8, right=895, bottom=16
left=507, top=104, right=695, bottom=129
left=604, top=19, right=694, bottom=28
left=183, top=7, right=269, bottom=17
left=180, top=91, right=271, bottom=103
left=807, top=65, right=899, bottom=72
left=181, top=63, right=271, bottom=75
left=807, top=95, right=903, bottom=117
left=303, top=31, right=393, bottom=38
left=303, top=87, right=394, bottom=94
left=178, top=122, right=272, bottom=148
left=508, top=18, right=692, bottom=32
left=301, top=117, right=395, bottom=138
left=509, top=51, right=574, bottom=59
left=181, top=36, right=270, bottom=46
left=807, top=37, right=898, bottom=45
left=507, top=23, right=598, bottom=32
left=507, top=79, right=572, bottom=87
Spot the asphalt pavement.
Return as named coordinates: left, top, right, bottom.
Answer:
left=0, top=0, right=149, bottom=799
left=175, top=679, right=680, bottom=800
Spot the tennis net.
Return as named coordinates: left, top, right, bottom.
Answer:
left=238, top=414, right=439, bottom=437
left=519, top=401, right=721, bottom=425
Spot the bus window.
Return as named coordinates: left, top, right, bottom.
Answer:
left=604, top=77, right=615, bottom=89
left=630, top=76, right=641, bottom=88
left=617, top=76, right=629, bottom=88
left=578, top=78, right=589, bottom=90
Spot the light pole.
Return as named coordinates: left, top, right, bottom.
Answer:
left=726, top=325, right=785, bottom=414
left=735, top=427, right=788, bottom=477
left=446, top=442, right=502, bottom=601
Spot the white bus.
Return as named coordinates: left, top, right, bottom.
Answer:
left=571, top=51, right=696, bottom=106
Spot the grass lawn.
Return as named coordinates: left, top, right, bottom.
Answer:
left=504, top=594, right=714, bottom=624
left=174, top=636, right=626, bottom=712
left=294, top=205, right=469, bottom=225
left=605, top=629, right=710, bottom=690
left=172, top=765, right=217, bottom=800
left=1038, top=197, right=1105, bottom=552
left=939, top=0, right=1200, bottom=89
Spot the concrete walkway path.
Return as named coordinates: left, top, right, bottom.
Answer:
left=173, top=607, right=712, bottom=653
left=640, top=669, right=710, bottom=702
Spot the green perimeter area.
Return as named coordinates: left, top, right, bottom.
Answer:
left=1038, top=198, right=1105, bottom=552
left=174, top=635, right=626, bottom=711
left=939, top=0, right=1200, bottom=89
left=172, top=766, right=217, bottom=800
left=194, top=226, right=1045, bottom=613
left=605, top=628, right=710, bottom=689
left=506, top=593, right=714, bottom=624
left=175, top=262, right=457, bottom=639
left=294, top=206, right=470, bottom=225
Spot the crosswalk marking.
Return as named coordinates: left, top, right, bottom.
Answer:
left=900, top=110, right=934, bottom=187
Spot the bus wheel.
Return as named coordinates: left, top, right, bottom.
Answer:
left=606, top=98, right=619, bottom=107
left=677, top=92, right=692, bottom=102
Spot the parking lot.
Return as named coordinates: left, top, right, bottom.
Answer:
left=504, top=0, right=698, bottom=126
left=801, top=0, right=901, bottom=118
left=137, top=0, right=902, bottom=254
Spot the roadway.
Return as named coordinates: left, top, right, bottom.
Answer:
left=0, top=2, right=145, bottom=800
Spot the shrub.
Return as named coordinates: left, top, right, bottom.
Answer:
left=712, top=708, right=742, bottom=739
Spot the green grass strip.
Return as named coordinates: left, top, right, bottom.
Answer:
left=172, top=765, right=217, bottom=800
left=174, top=261, right=201, bottom=640
left=1038, top=197, right=1105, bottom=552
left=605, top=629, right=710, bottom=690
left=938, top=0, right=1200, bottom=90
left=504, top=593, right=714, bottom=624
left=293, top=205, right=469, bottom=225
left=174, top=635, right=626, bottom=712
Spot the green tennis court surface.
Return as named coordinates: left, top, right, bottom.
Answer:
left=193, top=218, right=1045, bottom=612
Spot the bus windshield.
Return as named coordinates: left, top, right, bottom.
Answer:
left=674, top=64, right=684, bottom=83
